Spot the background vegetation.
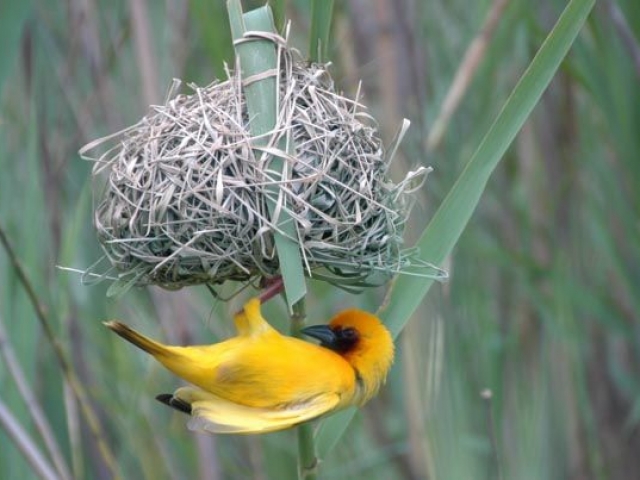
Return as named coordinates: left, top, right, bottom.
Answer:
left=0, top=0, right=638, bottom=479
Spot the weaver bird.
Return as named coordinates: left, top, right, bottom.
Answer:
left=104, top=298, right=394, bottom=434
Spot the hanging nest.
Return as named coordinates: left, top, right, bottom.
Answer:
left=81, top=45, right=431, bottom=292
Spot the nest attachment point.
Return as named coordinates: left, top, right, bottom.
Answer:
left=81, top=45, right=429, bottom=291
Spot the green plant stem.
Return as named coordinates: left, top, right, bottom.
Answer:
left=481, top=389, right=502, bottom=480
left=289, top=297, right=306, bottom=336
left=227, top=0, right=307, bottom=312
left=0, top=224, right=121, bottom=480
left=289, top=298, right=318, bottom=480
left=297, top=423, right=318, bottom=480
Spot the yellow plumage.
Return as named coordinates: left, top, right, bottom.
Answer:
left=104, top=298, right=394, bottom=434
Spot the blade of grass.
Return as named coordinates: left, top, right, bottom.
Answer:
left=227, top=0, right=306, bottom=312
left=271, top=0, right=285, bottom=33
left=0, top=399, right=59, bottom=480
left=0, top=316, right=72, bottom=480
left=188, top=0, right=233, bottom=74
left=227, top=2, right=313, bottom=476
left=316, top=0, right=595, bottom=458
left=309, top=0, right=334, bottom=62
left=0, top=0, right=33, bottom=92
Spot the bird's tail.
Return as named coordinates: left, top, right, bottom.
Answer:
left=233, top=297, right=275, bottom=337
left=104, top=321, right=168, bottom=357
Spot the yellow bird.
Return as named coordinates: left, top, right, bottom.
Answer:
left=104, top=298, right=394, bottom=434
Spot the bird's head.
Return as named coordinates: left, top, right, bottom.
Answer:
left=302, top=309, right=394, bottom=405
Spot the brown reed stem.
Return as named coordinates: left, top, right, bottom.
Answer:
left=426, top=0, right=510, bottom=151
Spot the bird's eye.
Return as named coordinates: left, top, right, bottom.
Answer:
left=329, top=326, right=359, bottom=353
left=342, top=327, right=357, bottom=339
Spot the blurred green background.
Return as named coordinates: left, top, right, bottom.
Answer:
left=0, top=0, right=638, bottom=479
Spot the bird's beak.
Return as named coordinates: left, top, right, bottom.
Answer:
left=301, top=324, right=336, bottom=347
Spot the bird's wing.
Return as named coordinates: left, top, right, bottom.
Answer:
left=171, top=386, right=340, bottom=434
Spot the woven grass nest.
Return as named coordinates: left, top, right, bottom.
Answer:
left=82, top=45, right=429, bottom=291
